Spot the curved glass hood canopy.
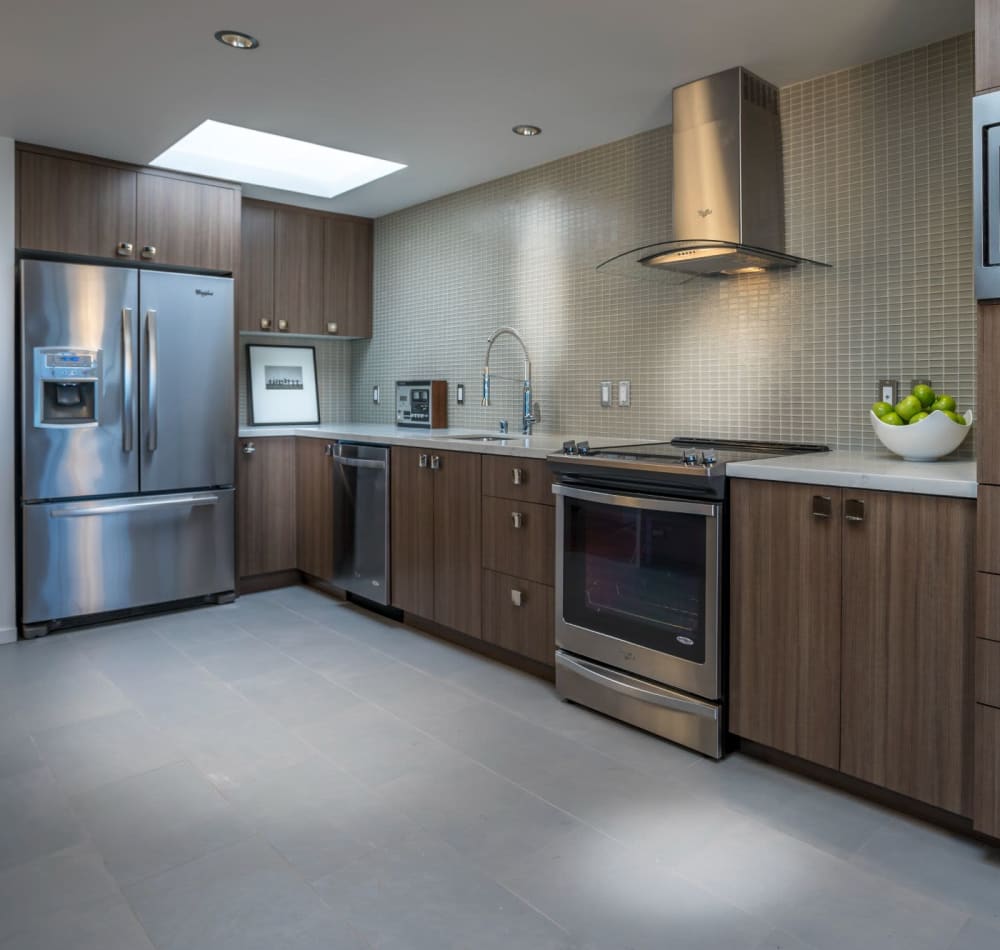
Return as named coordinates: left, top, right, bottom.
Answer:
left=599, top=66, right=830, bottom=282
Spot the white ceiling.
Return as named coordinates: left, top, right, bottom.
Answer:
left=0, top=0, right=973, bottom=218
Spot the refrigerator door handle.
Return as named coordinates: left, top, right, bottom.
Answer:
left=146, top=309, right=158, bottom=452
left=49, top=494, right=220, bottom=518
left=121, top=307, right=134, bottom=453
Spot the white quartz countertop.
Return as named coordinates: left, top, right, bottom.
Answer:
left=237, top=424, right=635, bottom=460
left=726, top=451, right=977, bottom=499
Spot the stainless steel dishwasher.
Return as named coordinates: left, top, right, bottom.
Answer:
left=332, top=442, right=390, bottom=605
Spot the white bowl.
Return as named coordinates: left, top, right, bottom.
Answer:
left=869, top=409, right=973, bottom=461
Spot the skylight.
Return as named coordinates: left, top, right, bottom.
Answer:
left=150, top=120, right=406, bottom=198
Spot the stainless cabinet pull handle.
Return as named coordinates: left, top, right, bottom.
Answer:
left=121, top=308, right=134, bottom=453
left=811, top=495, right=832, bottom=519
left=430, top=456, right=441, bottom=471
left=277, top=319, right=289, bottom=332
left=845, top=499, right=865, bottom=523
left=140, top=245, right=157, bottom=260
left=242, top=442, right=256, bottom=455
left=511, top=511, right=523, bottom=529
left=510, top=589, right=523, bottom=607
left=327, top=322, right=338, bottom=334
left=418, top=454, right=429, bottom=469
left=512, top=468, right=524, bottom=486
left=145, top=309, right=158, bottom=452
left=259, top=318, right=272, bottom=331
left=116, top=241, right=134, bottom=257
left=324, top=444, right=333, bottom=457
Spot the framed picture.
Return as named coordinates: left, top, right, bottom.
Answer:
left=246, top=344, right=320, bottom=425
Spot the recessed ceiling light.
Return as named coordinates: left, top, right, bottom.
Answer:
left=150, top=120, right=406, bottom=198
left=512, top=125, right=542, bottom=137
left=214, top=30, right=259, bottom=50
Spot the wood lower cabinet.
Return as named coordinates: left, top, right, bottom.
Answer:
left=390, top=448, right=482, bottom=638
left=238, top=202, right=275, bottom=333
left=296, top=438, right=335, bottom=581
left=482, top=497, right=554, bottom=586
left=237, top=437, right=297, bottom=578
left=483, top=570, right=554, bottom=665
left=975, top=705, right=1000, bottom=836
left=730, top=480, right=843, bottom=770
left=17, top=149, right=137, bottom=260
left=482, top=456, right=554, bottom=507
left=840, top=491, right=974, bottom=815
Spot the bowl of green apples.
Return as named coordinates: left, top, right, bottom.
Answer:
left=870, top=384, right=972, bottom=461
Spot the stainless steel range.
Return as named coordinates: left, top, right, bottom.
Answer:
left=549, top=436, right=827, bottom=758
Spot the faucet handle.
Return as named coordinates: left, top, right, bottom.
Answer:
left=499, top=418, right=508, bottom=434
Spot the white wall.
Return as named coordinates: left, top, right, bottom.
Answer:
left=0, top=138, right=15, bottom=643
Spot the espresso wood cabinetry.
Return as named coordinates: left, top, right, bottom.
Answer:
left=390, top=447, right=482, bottom=638
left=238, top=199, right=373, bottom=339
left=975, top=705, right=1000, bottom=837
left=482, top=571, right=554, bottom=666
left=16, top=145, right=239, bottom=272
left=730, top=478, right=975, bottom=814
left=296, top=439, right=335, bottom=581
left=237, top=438, right=297, bottom=578
left=482, top=497, right=554, bottom=586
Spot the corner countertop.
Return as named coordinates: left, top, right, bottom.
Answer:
left=236, top=424, right=636, bottom=460
left=726, top=451, right=977, bottom=499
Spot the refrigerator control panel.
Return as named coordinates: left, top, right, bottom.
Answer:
left=33, top=347, right=102, bottom=428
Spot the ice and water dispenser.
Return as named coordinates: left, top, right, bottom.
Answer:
left=33, top=348, right=102, bottom=427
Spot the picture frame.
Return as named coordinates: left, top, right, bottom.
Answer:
left=246, top=344, right=320, bottom=426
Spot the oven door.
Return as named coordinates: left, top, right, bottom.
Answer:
left=553, top=482, right=721, bottom=700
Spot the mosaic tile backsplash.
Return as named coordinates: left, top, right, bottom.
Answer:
left=350, top=33, right=974, bottom=453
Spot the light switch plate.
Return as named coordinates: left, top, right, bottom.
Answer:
left=456, top=383, right=465, bottom=405
left=618, top=380, right=631, bottom=407
left=600, top=381, right=612, bottom=408
left=372, top=384, right=380, bottom=405
left=878, top=378, right=898, bottom=406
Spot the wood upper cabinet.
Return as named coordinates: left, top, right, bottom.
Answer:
left=296, top=438, right=335, bottom=581
left=323, top=216, right=373, bottom=339
left=17, top=150, right=137, bottom=260
left=238, top=201, right=275, bottom=333
left=840, top=491, right=975, bottom=815
left=237, top=437, right=297, bottom=578
left=136, top=172, right=238, bottom=272
left=730, top=480, right=843, bottom=770
left=274, top=208, right=325, bottom=335
left=390, top=447, right=482, bottom=638
left=978, top=0, right=1000, bottom=93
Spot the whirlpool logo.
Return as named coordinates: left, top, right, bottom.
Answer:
left=195, top=289, right=215, bottom=297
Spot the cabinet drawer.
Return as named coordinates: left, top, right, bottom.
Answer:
left=978, top=572, right=1000, bottom=642
left=482, top=570, right=554, bottom=666
left=482, top=497, right=554, bottom=585
left=978, top=639, right=1000, bottom=708
left=975, top=704, right=1000, bottom=838
left=482, top=456, right=554, bottom=507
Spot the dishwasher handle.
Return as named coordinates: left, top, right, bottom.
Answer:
left=333, top=456, right=386, bottom=471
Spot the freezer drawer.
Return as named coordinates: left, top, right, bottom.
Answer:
left=22, top=489, right=234, bottom=625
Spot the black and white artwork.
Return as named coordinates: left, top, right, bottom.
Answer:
left=247, top=345, right=319, bottom=425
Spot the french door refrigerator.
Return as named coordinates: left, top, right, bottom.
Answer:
left=19, top=259, right=235, bottom=635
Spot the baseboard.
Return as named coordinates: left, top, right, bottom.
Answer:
left=0, top=625, right=17, bottom=645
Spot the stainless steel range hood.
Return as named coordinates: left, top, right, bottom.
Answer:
left=598, top=66, right=830, bottom=281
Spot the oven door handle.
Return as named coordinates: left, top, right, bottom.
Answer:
left=551, top=483, right=719, bottom=517
left=556, top=653, right=719, bottom=721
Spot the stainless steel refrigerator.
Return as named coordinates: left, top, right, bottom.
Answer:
left=19, top=259, right=235, bottom=635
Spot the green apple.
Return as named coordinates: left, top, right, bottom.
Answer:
left=871, top=401, right=894, bottom=418
left=931, top=395, right=957, bottom=412
left=911, top=384, right=936, bottom=408
left=894, top=395, right=922, bottom=421
left=908, top=411, right=930, bottom=424
left=880, top=411, right=905, bottom=426
left=943, top=410, right=967, bottom=425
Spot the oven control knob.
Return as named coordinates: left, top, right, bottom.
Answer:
left=578, top=441, right=592, bottom=456
left=683, top=451, right=699, bottom=465
left=562, top=440, right=577, bottom=455
left=702, top=450, right=717, bottom=465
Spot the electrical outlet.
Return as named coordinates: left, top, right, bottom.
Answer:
left=878, top=378, right=899, bottom=406
left=456, top=383, right=465, bottom=405
left=372, top=384, right=380, bottom=405
left=618, top=380, right=631, bottom=408
left=600, top=381, right=612, bottom=408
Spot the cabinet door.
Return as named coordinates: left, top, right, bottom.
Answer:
left=390, top=446, right=436, bottom=617
left=433, top=450, right=482, bottom=637
left=238, top=202, right=275, bottom=333
left=136, top=173, right=238, bottom=272
left=237, top=437, right=297, bottom=578
left=975, top=704, right=1000, bottom=836
left=296, top=438, right=335, bottom=580
left=482, top=497, right=554, bottom=586
left=18, top=150, right=136, bottom=260
left=841, top=491, right=975, bottom=814
left=274, top=208, right=324, bottom=335
left=482, top=570, right=554, bottom=665
left=323, top=216, right=373, bottom=338
left=730, top=480, right=843, bottom=769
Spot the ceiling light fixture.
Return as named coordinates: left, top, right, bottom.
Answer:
left=214, top=30, right=259, bottom=50
left=512, top=125, right=542, bottom=137
left=150, top=120, right=406, bottom=198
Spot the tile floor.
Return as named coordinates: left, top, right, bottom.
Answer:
left=0, top=585, right=998, bottom=950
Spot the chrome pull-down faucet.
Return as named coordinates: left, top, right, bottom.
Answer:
left=481, top=327, right=535, bottom=435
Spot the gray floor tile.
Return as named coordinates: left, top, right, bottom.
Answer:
left=192, top=637, right=298, bottom=682
left=0, top=733, right=42, bottom=782
left=286, top=631, right=401, bottom=681
left=34, top=708, right=182, bottom=795
left=125, top=837, right=369, bottom=950
left=235, top=665, right=362, bottom=728
left=73, top=761, right=253, bottom=886
left=120, top=667, right=249, bottom=726
left=949, top=916, right=1000, bottom=949
left=0, top=843, right=119, bottom=941
left=154, top=615, right=249, bottom=656
left=0, top=894, right=156, bottom=950
left=0, top=637, right=92, bottom=689
left=0, top=767, right=85, bottom=871
left=14, top=668, right=131, bottom=734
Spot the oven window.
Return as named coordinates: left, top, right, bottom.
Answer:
left=562, top=496, right=708, bottom=663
